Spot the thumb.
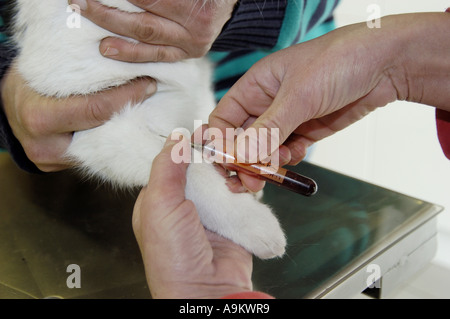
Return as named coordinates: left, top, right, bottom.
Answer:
left=142, top=135, right=191, bottom=214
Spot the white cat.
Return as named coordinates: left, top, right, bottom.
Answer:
left=12, top=0, right=286, bottom=259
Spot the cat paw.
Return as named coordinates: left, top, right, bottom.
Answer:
left=242, top=211, right=286, bottom=259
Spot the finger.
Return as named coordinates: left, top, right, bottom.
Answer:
left=132, top=190, right=145, bottom=246
left=144, top=136, right=191, bottom=213
left=284, top=134, right=314, bottom=165
left=234, top=83, right=310, bottom=164
left=51, top=77, right=156, bottom=132
left=73, top=0, right=190, bottom=47
left=234, top=144, right=291, bottom=193
left=209, top=78, right=276, bottom=133
left=126, top=0, right=194, bottom=21
left=37, top=163, right=71, bottom=172
left=100, top=37, right=187, bottom=62
left=133, top=135, right=198, bottom=252
left=276, top=145, right=292, bottom=167
left=225, top=175, right=248, bottom=193
left=21, top=133, right=74, bottom=172
left=237, top=172, right=266, bottom=193
left=248, top=98, right=303, bottom=149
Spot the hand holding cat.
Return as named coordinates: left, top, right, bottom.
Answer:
left=0, top=67, right=156, bottom=172
left=69, top=0, right=238, bottom=62
left=132, top=136, right=253, bottom=298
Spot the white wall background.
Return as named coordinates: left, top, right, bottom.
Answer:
left=308, top=0, right=450, bottom=273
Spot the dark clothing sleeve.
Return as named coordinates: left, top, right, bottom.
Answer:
left=0, top=0, right=41, bottom=173
left=0, top=46, right=41, bottom=174
left=211, top=0, right=287, bottom=51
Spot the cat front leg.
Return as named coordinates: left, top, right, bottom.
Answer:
left=185, top=160, right=286, bottom=259
left=66, top=103, right=166, bottom=188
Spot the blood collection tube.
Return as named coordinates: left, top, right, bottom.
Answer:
left=201, top=143, right=318, bottom=197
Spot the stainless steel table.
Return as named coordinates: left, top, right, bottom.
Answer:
left=0, top=153, right=442, bottom=298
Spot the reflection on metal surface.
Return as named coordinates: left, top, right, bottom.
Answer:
left=0, top=153, right=441, bottom=298
left=0, top=154, right=150, bottom=299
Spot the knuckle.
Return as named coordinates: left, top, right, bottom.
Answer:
left=22, top=139, right=47, bottom=166
left=22, top=138, right=70, bottom=172
left=85, top=100, right=107, bottom=125
left=20, top=109, right=49, bottom=137
left=153, top=46, right=166, bottom=62
left=128, top=43, right=140, bottom=63
left=158, top=48, right=185, bottom=63
left=258, top=116, right=286, bottom=138
left=196, top=5, right=215, bottom=23
left=133, top=15, right=159, bottom=43
left=131, top=0, right=147, bottom=7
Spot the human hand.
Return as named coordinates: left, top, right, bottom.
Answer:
left=69, top=0, right=237, bottom=62
left=209, top=13, right=450, bottom=180
left=132, top=136, right=253, bottom=299
left=1, top=65, right=156, bottom=172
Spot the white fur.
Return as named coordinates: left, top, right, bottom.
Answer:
left=13, top=0, right=286, bottom=259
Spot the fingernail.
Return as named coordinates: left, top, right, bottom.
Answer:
left=164, top=134, right=181, bottom=148
left=102, top=46, right=119, bottom=57
left=145, top=81, right=157, bottom=98
left=164, top=137, right=178, bottom=147
left=225, top=176, right=247, bottom=193
left=69, top=0, right=87, bottom=11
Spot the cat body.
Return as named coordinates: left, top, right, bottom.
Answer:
left=13, top=0, right=286, bottom=259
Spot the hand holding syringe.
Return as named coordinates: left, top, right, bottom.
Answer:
left=162, top=133, right=317, bottom=197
